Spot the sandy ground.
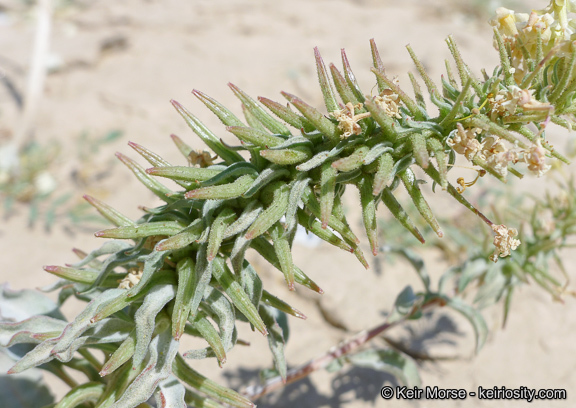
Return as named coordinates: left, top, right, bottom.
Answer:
left=0, top=0, right=575, bottom=407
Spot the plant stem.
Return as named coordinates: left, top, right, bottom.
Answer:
left=242, top=296, right=444, bottom=401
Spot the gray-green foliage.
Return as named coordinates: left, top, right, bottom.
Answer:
left=2, top=1, right=576, bottom=406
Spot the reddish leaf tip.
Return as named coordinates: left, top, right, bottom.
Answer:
left=115, top=152, right=127, bottom=161
left=170, top=99, right=183, bottom=109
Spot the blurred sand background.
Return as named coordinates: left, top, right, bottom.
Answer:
left=0, top=0, right=575, bottom=407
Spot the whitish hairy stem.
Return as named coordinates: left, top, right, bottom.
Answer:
left=0, top=0, right=52, bottom=173
left=242, top=297, right=444, bottom=401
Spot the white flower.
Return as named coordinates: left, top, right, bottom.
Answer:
left=373, top=90, right=401, bottom=119
left=447, top=123, right=483, bottom=160
left=118, top=268, right=143, bottom=289
left=331, top=102, right=371, bottom=138
left=490, top=224, right=521, bottom=262
left=523, top=139, right=551, bottom=177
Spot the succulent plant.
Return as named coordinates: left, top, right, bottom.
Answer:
left=2, top=1, right=576, bottom=407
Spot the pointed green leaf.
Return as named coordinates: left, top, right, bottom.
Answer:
left=185, top=174, right=254, bottom=200
left=172, top=257, right=197, bottom=340
left=171, top=98, right=244, bottom=164
left=341, top=48, right=365, bottom=103
left=261, top=290, right=306, bottom=319
left=258, top=96, right=312, bottom=130
left=369, top=39, right=387, bottom=94
left=363, top=96, right=397, bottom=141
left=332, top=146, right=369, bottom=172
left=173, top=354, right=255, bottom=408
left=359, top=175, right=378, bottom=255
left=43, top=265, right=98, bottom=284
left=270, top=223, right=295, bottom=290
left=211, top=258, right=267, bottom=336
left=83, top=195, right=134, bottom=227
left=381, top=188, right=425, bottom=243
left=314, top=47, right=339, bottom=113
left=223, top=201, right=263, bottom=239
left=399, top=168, right=443, bottom=237
left=170, top=134, right=193, bottom=160
left=229, top=83, right=291, bottom=135
left=207, top=208, right=237, bottom=261
left=95, top=221, right=184, bottom=239
left=192, top=89, right=244, bottom=127
left=146, top=166, right=223, bottom=183
left=245, top=182, right=289, bottom=240
left=116, top=152, right=175, bottom=202
left=242, top=165, right=290, bottom=198
left=251, top=237, right=323, bottom=294
left=296, top=209, right=352, bottom=253
left=187, top=314, right=227, bottom=365
left=318, top=163, right=338, bottom=229
left=156, top=219, right=204, bottom=251
left=426, top=138, right=448, bottom=190
left=282, top=92, right=340, bottom=143
left=100, top=330, right=136, bottom=376
left=260, top=146, right=312, bottom=165
left=330, top=63, right=360, bottom=106
left=226, top=126, right=285, bottom=148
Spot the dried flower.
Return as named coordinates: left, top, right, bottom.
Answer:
left=490, top=224, right=521, bottom=262
left=488, top=87, right=521, bottom=120
left=118, top=267, right=143, bottom=289
left=481, top=136, right=519, bottom=177
left=188, top=149, right=217, bottom=167
left=523, top=139, right=551, bottom=177
left=373, top=89, right=402, bottom=119
left=331, top=102, right=371, bottom=138
left=447, top=123, right=483, bottom=160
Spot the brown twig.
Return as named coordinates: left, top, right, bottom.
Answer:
left=242, top=296, right=445, bottom=401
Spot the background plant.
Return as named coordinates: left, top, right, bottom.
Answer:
left=1, top=0, right=575, bottom=407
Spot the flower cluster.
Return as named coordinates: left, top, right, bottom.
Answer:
left=490, top=224, right=521, bottom=263
left=447, top=123, right=483, bottom=160
left=331, top=102, right=371, bottom=138
left=373, top=89, right=402, bottom=119
left=118, top=267, right=144, bottom=289
left=448, top=122, right=551, bottom=178
left=490, top=2, right=576, bottom=81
